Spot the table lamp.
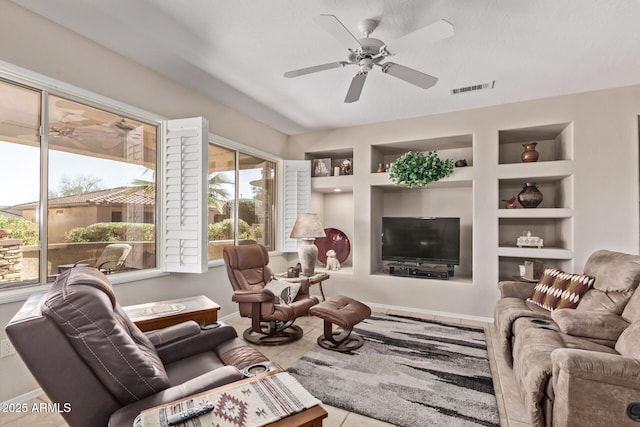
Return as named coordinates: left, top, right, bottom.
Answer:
left=290, top=213, right=326, bottom=276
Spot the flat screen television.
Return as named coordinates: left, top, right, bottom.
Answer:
left=382, top=217, right=460, bottom=266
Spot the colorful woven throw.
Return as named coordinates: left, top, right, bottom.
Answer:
left=134, top=372, right=321, bottom=427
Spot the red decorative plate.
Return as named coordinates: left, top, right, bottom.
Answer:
left=314, top=228, right=351, bottom=264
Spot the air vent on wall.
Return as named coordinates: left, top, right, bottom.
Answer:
left=451, top=80, right=495, bottom=95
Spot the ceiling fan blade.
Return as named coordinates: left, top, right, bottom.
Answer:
left=284, top=61, right=348, bottom=78
left=315, top=14, right=362, bottom=48
left=390, top=19, right=454, bottom=53
left=344, top=72, right=368, bottom=103
left=381, top=62, right=438, bottom=89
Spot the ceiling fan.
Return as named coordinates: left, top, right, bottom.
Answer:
left=284, top=14, right=454, bottom=103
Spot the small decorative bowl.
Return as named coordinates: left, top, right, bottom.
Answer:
left=242, top=363, right=269, bottom=378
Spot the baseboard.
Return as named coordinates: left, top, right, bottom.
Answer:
left=219, top=311, right=240, bottom=321
left=364, top=301, right=494, bottom=324
left=1, top=388, right=43, bottom=405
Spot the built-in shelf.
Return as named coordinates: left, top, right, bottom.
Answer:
left=497, top=247, right=573, bottom=259
left=370, top=134, right=474, bottom=173
left=311, top=175, right=354, bottom=193
left=498, top=122, right=572, bottom=165
left=497, top=160, right=573, bottom=180
left=497, top=122, right=574, bottom=274
left=371, top=272, right=474, bottom=286
left=306, top=148, right=354, bottom=177
left=370, top=167, right=474, bottom=189
left=497, top=208, right=573, bottom=218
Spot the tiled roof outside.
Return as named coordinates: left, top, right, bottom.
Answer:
left=11, top=186, right=155, bottom=209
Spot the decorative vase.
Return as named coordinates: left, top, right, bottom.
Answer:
left=517, top=182, right=543, bottom=208
left=377, top=163, right=386, bottom=173
left=521, top=142, right=539, bottom=163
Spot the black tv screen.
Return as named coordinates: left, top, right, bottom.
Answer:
left=382, top=217, right=460, bottom=265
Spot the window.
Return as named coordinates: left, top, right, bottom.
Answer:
left=0, top=80, right=41, bottom=287
left=238, top=153, right=276, bottom=250
left=207, top=143, right=277, bottom=259
left=0, top=66, right=280, bottom=288
left=48, top=97, right=157, bottom=276
left=0, top=79, right=158, bottom=288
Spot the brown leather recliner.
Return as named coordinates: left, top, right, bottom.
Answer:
left=223, top=244, right=319, bottom=345
left=5, top=267, right=271, bottom=427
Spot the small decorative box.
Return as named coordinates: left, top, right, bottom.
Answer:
left=516, top=231, right=543, bottom=248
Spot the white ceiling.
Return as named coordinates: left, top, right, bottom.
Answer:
left=12, top=0, right=640, bottom=135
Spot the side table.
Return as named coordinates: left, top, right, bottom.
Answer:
left=281, top=273, right=330, bottom=301
left=123, top=295, right=220, bottom=331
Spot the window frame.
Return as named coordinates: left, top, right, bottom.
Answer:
left=0, top=60, right=283, bottom=302
left=206, top=134, right=282, bottom=267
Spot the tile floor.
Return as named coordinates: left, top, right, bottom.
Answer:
left=0, top=309, right=530, bottom=427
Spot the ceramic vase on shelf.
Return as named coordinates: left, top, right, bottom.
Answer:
left=517, top=182, right=543, bottom=208
left=521, top=142, right=539, bottom=163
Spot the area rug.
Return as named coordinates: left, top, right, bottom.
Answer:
left=287, top=313, right=500, bottom=427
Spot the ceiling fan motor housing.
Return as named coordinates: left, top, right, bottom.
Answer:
left=349, top=38, right=387, bottom=69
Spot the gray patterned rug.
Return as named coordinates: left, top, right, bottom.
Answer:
left=288, top=313, right=500, bottom=427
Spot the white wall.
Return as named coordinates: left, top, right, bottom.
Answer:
left=289, top=84, right=640, bottom=320
left=0, top=1, right=289, bottom=403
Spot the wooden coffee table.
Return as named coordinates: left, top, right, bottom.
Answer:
left=123, top=295, right=220, bottom=331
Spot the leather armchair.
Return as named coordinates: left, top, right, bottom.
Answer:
left=223, top=244, right=319, bottom=345
left=5, top=267, right=271, bottom=427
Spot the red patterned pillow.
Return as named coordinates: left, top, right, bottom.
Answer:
left=528, top=268, right=595, bottom=311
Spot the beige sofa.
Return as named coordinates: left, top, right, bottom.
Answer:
left=493, top=250, right=640, bottom=427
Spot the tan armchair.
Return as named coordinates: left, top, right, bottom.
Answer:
left=5, top=267, right=270, bottom=427
left=223, top=244, right=319, bottom=345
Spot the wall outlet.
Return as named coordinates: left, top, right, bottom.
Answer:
left=1, top=339, right=16, bottom=358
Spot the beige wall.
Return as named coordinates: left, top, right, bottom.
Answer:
left=290, top=84, right=640, bottom=321
left=0, top=1, right=289, bottom=403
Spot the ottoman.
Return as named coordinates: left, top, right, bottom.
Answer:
left=308, top=295, right=372, bottom=352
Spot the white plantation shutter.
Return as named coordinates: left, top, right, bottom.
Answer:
left=161, top=117, right=208, bottom=273
left=282, top=160, right=311, bottom=252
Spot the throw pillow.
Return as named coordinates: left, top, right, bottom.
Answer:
left=264, top=277, right=301, bottom=305
left=528, top=268, right=595, bottom=311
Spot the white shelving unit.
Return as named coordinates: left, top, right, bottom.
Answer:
left=304, top=123, right=575, bottom=283
left=311, top=175, right=354, bottom=193
left=367, top=135, right=474, bottom=281
left=306, top=148, right=355, bottom=271
left=497, top=160, right=573, bottom=180
left=497, top=122, right=575, bottom=279
left=497, top=247, right=573, bottom=259
left=370, top=167, right=474, bottom=189
left=498, top=208, right=573, bottom=218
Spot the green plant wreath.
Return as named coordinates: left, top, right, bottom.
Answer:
left=388, top=151, right=454, bottom=188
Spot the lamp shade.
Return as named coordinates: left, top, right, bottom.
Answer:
left=290, top=213, right=326, bottom=240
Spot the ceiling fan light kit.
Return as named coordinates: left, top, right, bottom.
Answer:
left=284, top=14, right=454, bottom=103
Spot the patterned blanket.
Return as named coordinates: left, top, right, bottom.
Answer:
left=134, top=372, right=321, bottom=427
